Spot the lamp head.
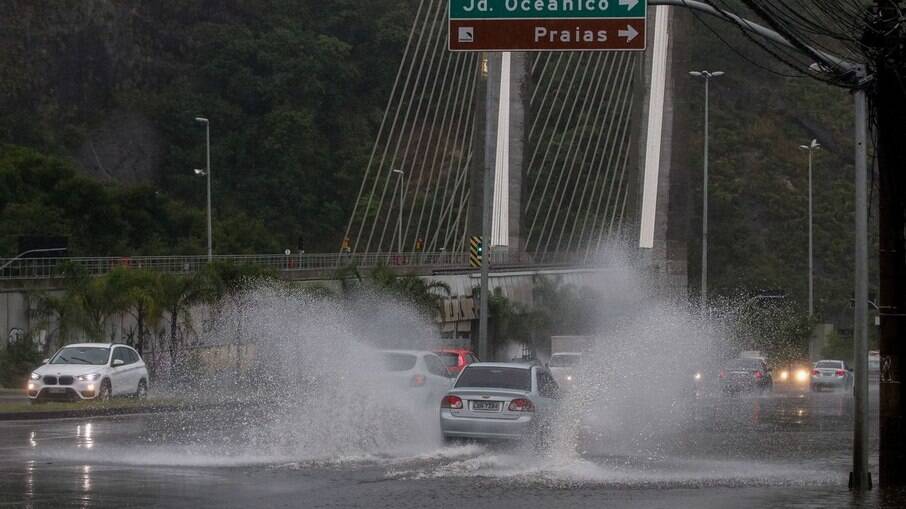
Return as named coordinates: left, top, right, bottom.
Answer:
left=195, top=117, right=209, bottom=124
left=194, top=169, right=207, bottom=176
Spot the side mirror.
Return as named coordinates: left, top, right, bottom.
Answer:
left=42, top=358, right=49, bottom=364
left=112, top=359, right=125, bottom=367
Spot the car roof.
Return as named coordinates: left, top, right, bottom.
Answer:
left=380, top=349, right=437, bottom=356
left=816, top=359, right=845, bottom=364
left=435, top=348, right=473, bottom=353
left=464, top=361, right=536, bottom=369
left=62, top=343, right=114, bottom=348
left=551, top=352, right=582, bottom=356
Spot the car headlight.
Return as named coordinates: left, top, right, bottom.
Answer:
left=794, top=369, right=809, bottom=383
left=694, top=372, right=702, bottom=381
left=77, top=373, right=101, bottom=382
left=565, top=375, right=574, bottom=381
left=30, top=372, right=40, bottom=381
left=779, top=370, right=789, bottom=381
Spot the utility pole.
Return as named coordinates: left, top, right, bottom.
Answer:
left=799, top=139, right=821, bottom=318
left=852, top=79, right=870, bottom=491
left=872, top=0, right=906, bottom=487
left=195, top=117, right=212, bottom=262
left=689, top=70, right=723, bottom=312
left=479, top=86, right=493, bottom=362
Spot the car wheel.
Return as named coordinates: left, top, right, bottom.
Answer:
left=98, top=379, right=112, bottom=402
left=135, top=379, right=148, bottom=400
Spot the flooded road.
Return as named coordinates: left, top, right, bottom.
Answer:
left=1, top=386, right=900, bottom=508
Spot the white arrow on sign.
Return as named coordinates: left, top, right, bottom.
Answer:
left=619, top=0, right=639, bottom=10
left=618, top=25, right=639, bottom=43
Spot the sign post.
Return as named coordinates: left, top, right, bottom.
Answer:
left=449, top=0, right=647, bottom=52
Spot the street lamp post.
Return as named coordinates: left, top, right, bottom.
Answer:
left=392, top=169, right=404, bottom=254
left=799, top=139, right=821, bottom=318
left=195, top=117, right=212, bottom=262
left=689, top=70, right=723, bottom=313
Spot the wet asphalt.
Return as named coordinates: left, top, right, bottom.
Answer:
left=0, top=383, right=902, bottom=509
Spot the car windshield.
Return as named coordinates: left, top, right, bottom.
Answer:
left=725, top=359, right=760, bottom=370
left=50, top=347, right=110, bottom=366
left=549, top=354, right=580, bottom=367
left=455, top=366, right=532, bottom=391
left=381, top=353, right=417, bottom=371
left=437, top=352, right=460, bottom=367
left=816, top=361, right=843, bottom=369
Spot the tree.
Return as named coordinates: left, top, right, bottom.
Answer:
left=156, top=271, right=215, bottom=365
left=366, top=264, right=450, bottom=319
left=105, top=267, right=162, bottom=355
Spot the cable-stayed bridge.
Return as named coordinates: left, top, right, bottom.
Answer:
left=0, top=6, right=692, bottom=331
left=342, top=2, right=689, bottom=291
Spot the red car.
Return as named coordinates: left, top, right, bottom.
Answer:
left=434, top=348, right=479, bottom=375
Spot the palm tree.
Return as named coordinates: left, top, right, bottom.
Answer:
left=106, top=268, right=162, bottom=356
left=29, top=290, right=81, bottom=355
left=156, top=271, right=214, bottom=365
left=367, top=265, right=451, bottom=318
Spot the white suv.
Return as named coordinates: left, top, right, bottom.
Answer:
left=27, top=343, right=149, bottom=403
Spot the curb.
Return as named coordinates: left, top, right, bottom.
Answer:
left=0, top=403, right=190, bottom=421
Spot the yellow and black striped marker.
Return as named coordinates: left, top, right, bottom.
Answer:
left=469, top=236, right=482, bottom=268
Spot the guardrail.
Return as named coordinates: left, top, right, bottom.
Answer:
left=0, top=251, right=589, bottom=280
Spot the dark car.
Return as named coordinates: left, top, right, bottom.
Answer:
left=720, top=358, right=773, bottom=395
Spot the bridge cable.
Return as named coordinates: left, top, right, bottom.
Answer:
left=342, top=0, right=427, bottom=254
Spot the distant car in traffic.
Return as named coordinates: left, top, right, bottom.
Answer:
left=380, top=350, right=454, bottom=404
left=774, top=361, right=812, bottom=391
left=810, top=360, right=853, bottom=392
left=27, top=343, right=149, bottom=403
left=440, top=362, right=560, bottom=444
left=434, top=348, right=479, bottom=375
left=719, top=357, right=773, bottom=395
left=547, top=352, right=581, bottom=389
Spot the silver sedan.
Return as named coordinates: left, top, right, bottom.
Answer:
left=810, top=359, right=853, bottom=392
left=440, top=362, right=560, bottom=442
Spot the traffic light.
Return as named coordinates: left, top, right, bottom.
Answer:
left=469, top=236, right=482, bottom=268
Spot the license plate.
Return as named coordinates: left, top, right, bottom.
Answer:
left=48, top=388, right=66, bottom=393
left=472, top=401, right=499, bottom=411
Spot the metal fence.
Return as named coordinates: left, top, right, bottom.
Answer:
left=0, top=251, right=588, bottom=280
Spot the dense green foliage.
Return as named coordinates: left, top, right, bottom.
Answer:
left=684, top=10, right=872, bottom=328
left=0, top=1, right=867, bottom=336
left=0, top=0, right=414, bottom=254
left=28, top=263, right=276, bottom=359
left=0, top=336, right=43, bottom=388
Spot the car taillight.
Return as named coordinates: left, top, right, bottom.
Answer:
left=508, top=398, right=534, bottom=412
left=719, top=369, right=726, bottom=379
left=441, top=395, right=463, bottom=409
left=836, top=369, right=845, bottom=377
left=410, top=374, right=426, bottom=387
left=754, top=370, right=763, bottom=380
left=812, top=369, right=820, bottom=376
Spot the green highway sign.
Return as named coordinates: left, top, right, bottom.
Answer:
left=450, top=0, right=645, bottom=19
left=449, top=0, right=647, bottom=51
